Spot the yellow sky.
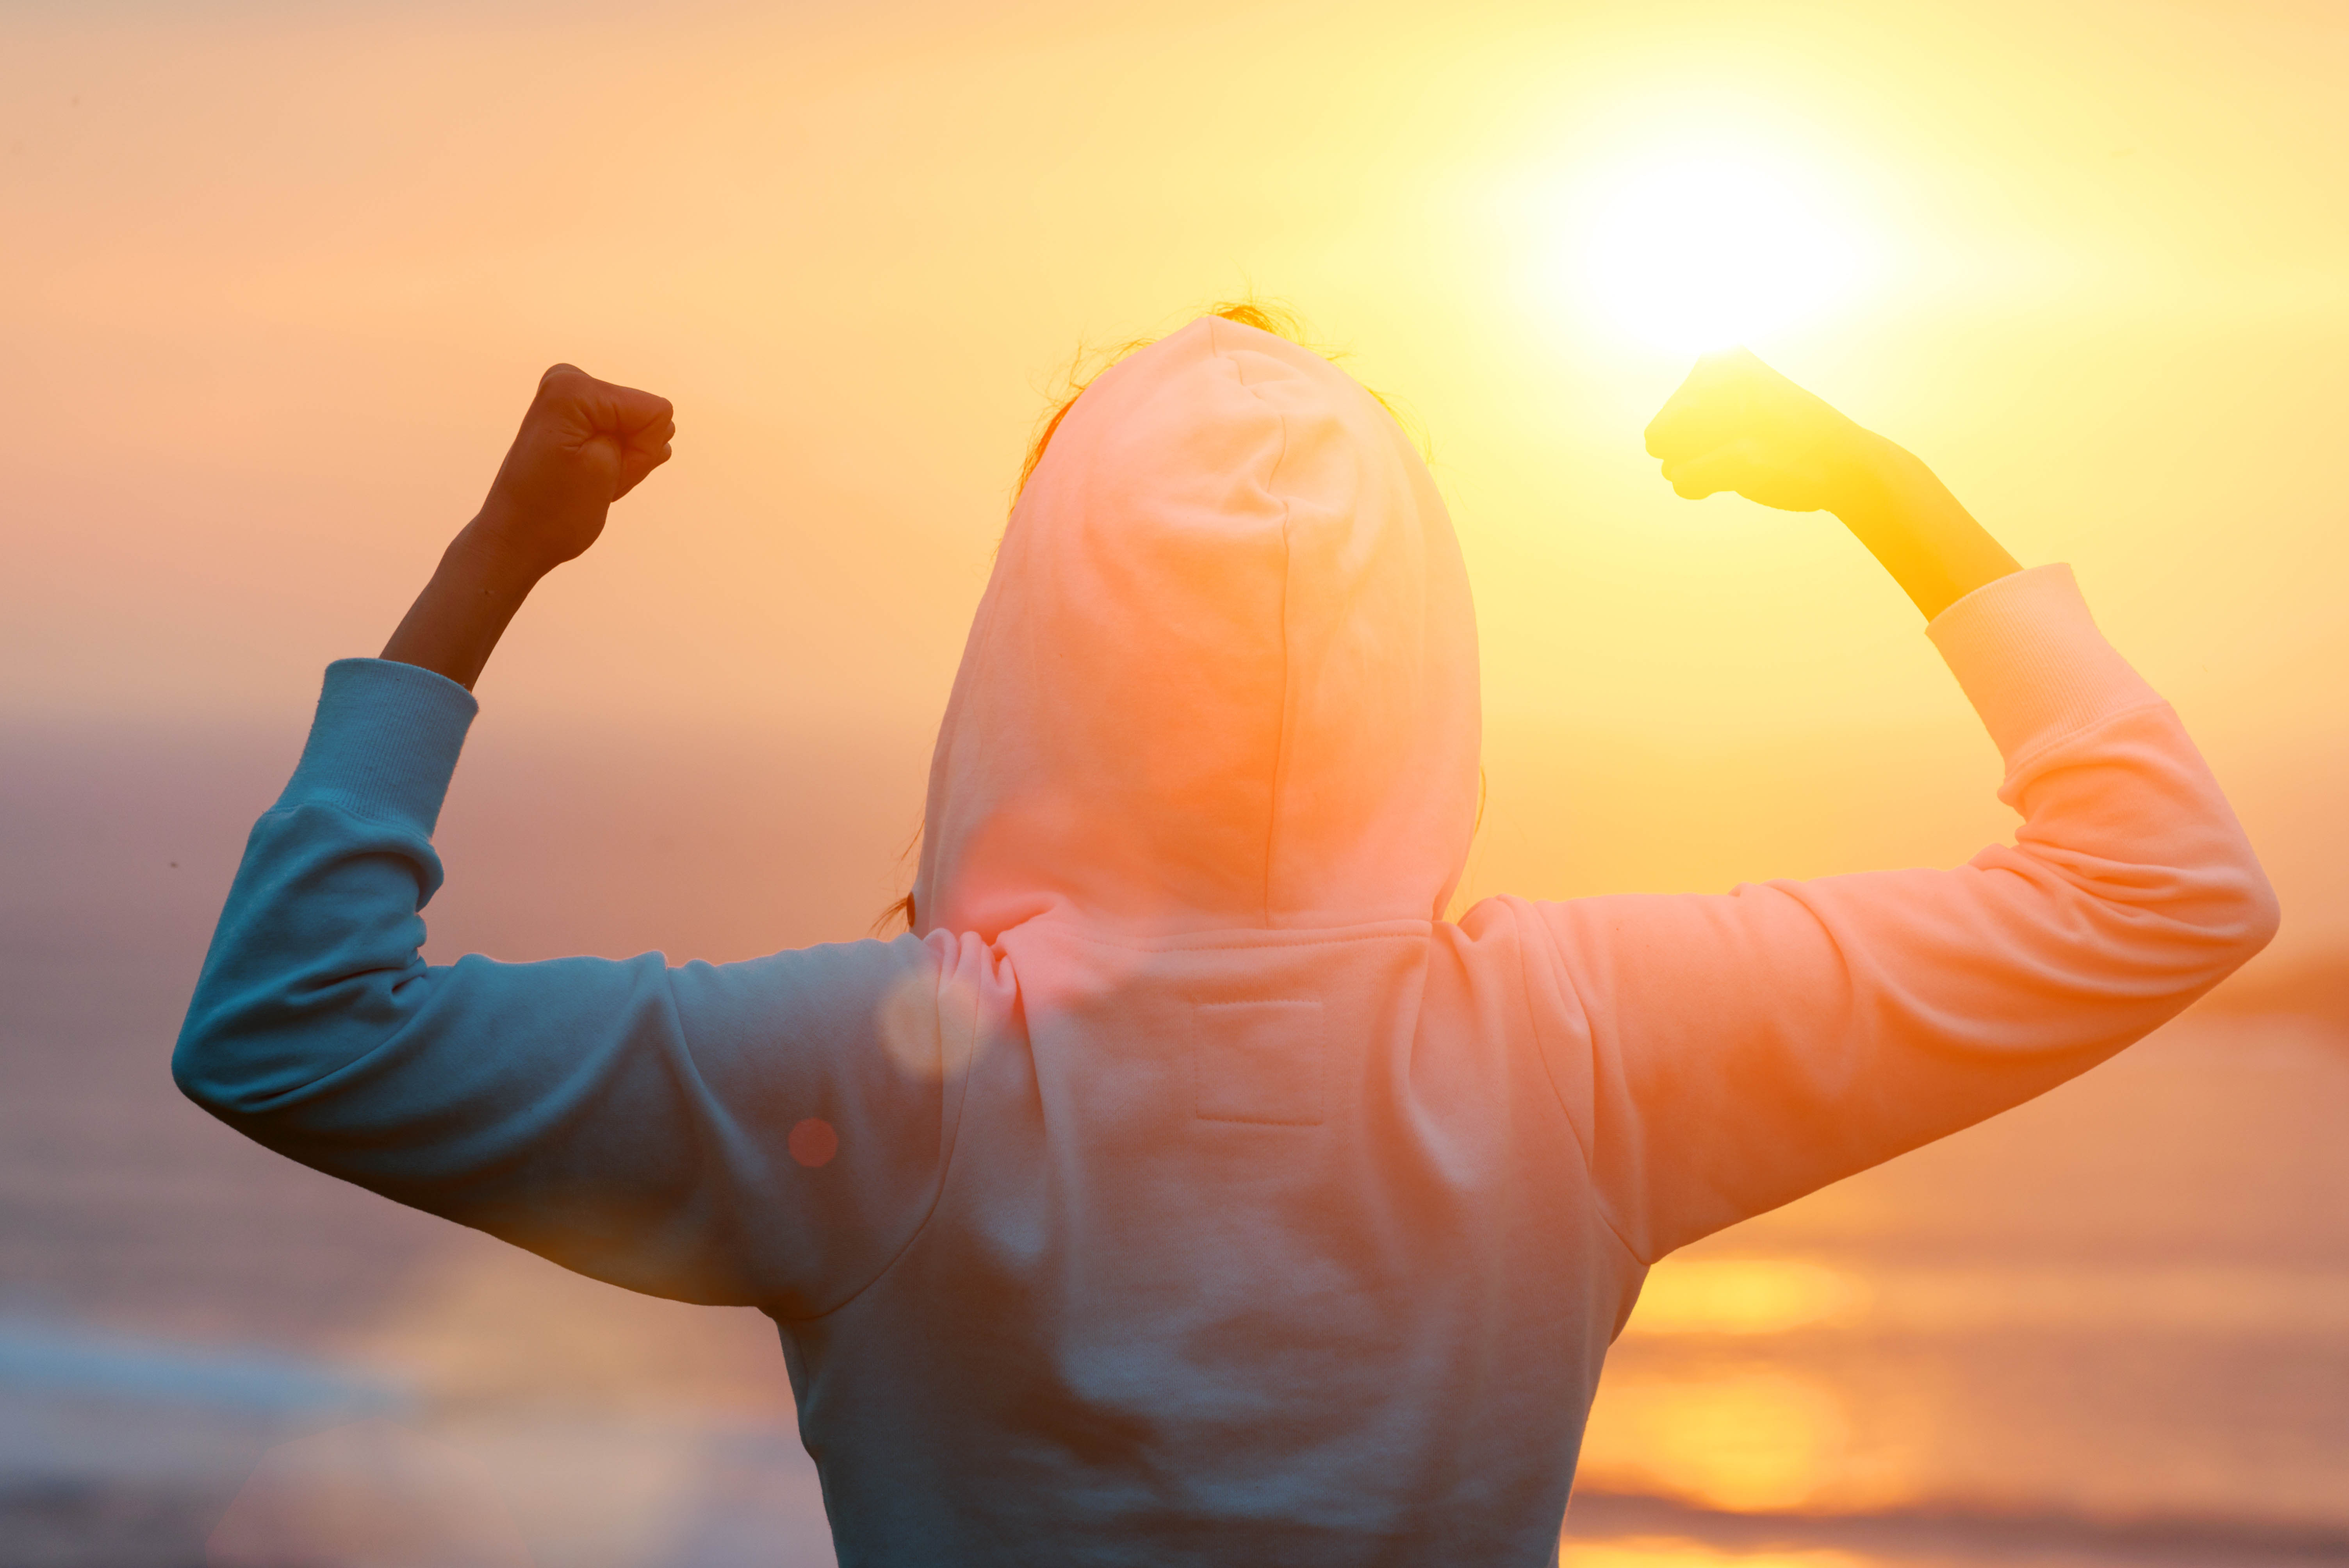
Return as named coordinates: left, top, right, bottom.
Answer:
left=6, top=0, right=2345, bottom=947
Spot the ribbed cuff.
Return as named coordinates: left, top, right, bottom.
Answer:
left=1925, top=564, right=2160, bottom=770
left=276, top=658, right=480, bottom=834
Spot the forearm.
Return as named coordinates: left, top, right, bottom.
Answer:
left=380, top=513, right=550, bottom=691
left=1834, top=434, right=2021, bottom=622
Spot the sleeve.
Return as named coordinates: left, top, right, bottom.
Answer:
left=1513, top=565, right=2281, bottom=1263
left=173, top=658, right=985, bottom=1314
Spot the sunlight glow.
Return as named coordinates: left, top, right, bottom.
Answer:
left=1571, top=146, right=1875, bottom=353
left=1563, top=1539, right=1870, bottom=1568
left=1623, top=1258, right=1869, bottom=1337
left=1577, top=1371, right=1848, bottom=1512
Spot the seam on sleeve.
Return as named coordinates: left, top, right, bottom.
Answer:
left=1214, top=314, right=1299, bottom=927
left=644, top=966, right=772, bottom=1304
left=1508, top=902, right=1652, bottom=1268
left=1999, top=697, right=2176, bottom=789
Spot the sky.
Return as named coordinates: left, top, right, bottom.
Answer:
left=5, top=0, right=2347, bottom=952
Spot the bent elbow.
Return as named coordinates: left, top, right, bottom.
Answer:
left=2227, top=862, right=2284, bottom=966
left=2175, top=851, right=2282, bottom=986
left=171, top=996, right=319, bottom=1123
left=2044, top=845, right=2283, bottom=1006
left=171, top=1016, right=258, bottom=1121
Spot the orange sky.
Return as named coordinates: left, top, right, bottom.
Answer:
left=6, top=0, right=2346, bottom=950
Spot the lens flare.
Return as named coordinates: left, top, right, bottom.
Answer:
left=1572, top=147, right=1875, bottom=353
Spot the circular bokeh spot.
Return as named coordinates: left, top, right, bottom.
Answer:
left=789, top=1117, right=839, bottom=1169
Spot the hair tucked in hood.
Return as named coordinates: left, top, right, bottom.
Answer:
left=911, top=315, right=1481, bottom=941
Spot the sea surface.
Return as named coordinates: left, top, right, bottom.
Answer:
left=5, top=720, right=2345, bottom=1568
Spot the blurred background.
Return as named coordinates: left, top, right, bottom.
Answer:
left=4, top=0, right=2346, bottom=1563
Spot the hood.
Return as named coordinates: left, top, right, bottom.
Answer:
left=913, top=316, right=1480, bottom=941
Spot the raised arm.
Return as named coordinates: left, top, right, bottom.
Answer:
left=175, top=367, right=975, bottom=1312
left=1513, top=353, right=2279, bottom=1262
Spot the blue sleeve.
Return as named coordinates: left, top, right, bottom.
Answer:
left=174, top=659, right=964, bottom=1313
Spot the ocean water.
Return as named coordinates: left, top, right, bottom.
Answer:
left=4, top=722, right=2344, bottom=1567
left=1565, top=1009, right=2349, bottom=1567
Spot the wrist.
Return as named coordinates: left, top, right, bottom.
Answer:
left=379, top=516, right=550, bottom=691
left=1828, top=430, right=1941, bottom=530
left=449, top=508, right=561, bottom=590
left=1827, top=431, right=2021, bottom=620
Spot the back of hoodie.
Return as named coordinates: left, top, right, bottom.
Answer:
left=176, top=317, right=2278, bottom=1566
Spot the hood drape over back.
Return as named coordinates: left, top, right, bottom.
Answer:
left=913, top=316, right=1482, bottom=941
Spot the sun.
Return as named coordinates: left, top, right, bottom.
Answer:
left=1569, top=144, right=1876, bottom=355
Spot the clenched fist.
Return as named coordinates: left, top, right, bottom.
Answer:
left=473, top=364, right=675, bottom=574
left=380, top=363, right=676, bottom=690
left=1643, top=347, right=1884, bottom=517
left=1641, top=348, right=2019, bottom=619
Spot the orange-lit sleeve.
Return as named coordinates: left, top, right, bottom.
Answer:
left=1515, top=565, right=2280, bottom=1263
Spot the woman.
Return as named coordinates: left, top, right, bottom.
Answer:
left=176, top=305, right=2277, bottom=1565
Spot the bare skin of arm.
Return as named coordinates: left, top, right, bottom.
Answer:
left=1644, top=348, right=2020, bottom=620
left=382, top=363, right=675, bottom=689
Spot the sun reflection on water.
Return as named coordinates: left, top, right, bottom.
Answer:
left=1565, top=1539, right=1871, bottom=1568
left=1579, top=1369, right=1849, bottom=1512
left=1624, top=1259, right=1869, bottom=1338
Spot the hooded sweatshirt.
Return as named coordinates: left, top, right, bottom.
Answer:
left=176, top=317, right=2279, bottom=1566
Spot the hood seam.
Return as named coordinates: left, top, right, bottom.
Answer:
left=1212, top=314, right=1297, bottom=932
